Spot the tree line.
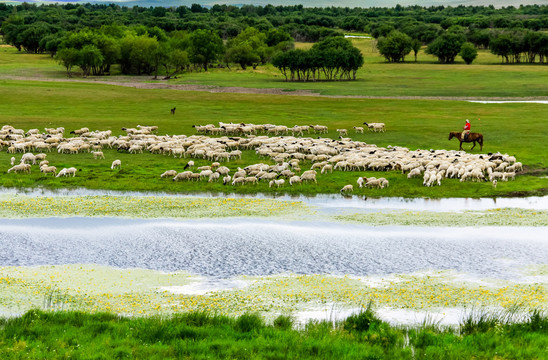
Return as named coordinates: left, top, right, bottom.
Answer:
left=46, top=25, right=294, bottom=77
left=1, top=3, right=547, bottom=71
left=375, top=24, right=548, bottom=64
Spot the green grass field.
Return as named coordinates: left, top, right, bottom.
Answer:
left=0, top=309, right=546, bottom=359
left=2, top=40, right=548, bottom=98
left=0, top=78, right=546, bottom=197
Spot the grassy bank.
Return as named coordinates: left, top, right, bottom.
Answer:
left=0, top=309, right=546, bottom=359
left=0, top=80, right=546, bottom=197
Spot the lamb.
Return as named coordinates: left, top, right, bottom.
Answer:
left=353, top=126, right=364, bottom=134
left=357, top=176, right=366, bottom=188
left=92, top=151, right=105, bottom=159
left=492, top=179, right=497, bottom=188
left=10, top=157, right=15, bottom=166
left=161, top=170, right=178, bottom=178
left=336, top=129, right=348, bottom=136
left=269, top=179, right=285, bottom=188
left=340, top=184, right=353, bottom=193
left=111, top=160, right=122, bottom=169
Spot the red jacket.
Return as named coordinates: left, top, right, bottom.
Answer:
left=464, top=122, right=471, bottom=131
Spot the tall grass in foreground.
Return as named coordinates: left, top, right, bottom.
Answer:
left=0, top=308, right=546, bottom=359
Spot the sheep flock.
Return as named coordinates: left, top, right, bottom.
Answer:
left=2, top=123, right=522, bottom=194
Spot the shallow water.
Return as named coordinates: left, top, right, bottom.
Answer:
left=467, top=100, right=548, bottom=104
left=1, top=187, right=547, bottom=213
left=1, top=218, right=545, bottom=280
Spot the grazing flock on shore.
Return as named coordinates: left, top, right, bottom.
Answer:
left=1, top=123, right=521, bottom=194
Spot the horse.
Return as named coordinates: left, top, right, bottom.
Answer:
left=448, top=132, right=483, bottom=151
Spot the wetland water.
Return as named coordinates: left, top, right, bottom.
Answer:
left=0, top=217, right=545, bottom=280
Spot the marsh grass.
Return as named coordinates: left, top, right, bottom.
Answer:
left=0, top=309, right=546, bottom=359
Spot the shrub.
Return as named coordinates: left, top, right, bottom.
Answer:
left=235, top=313, right=264, bottom=333
left=459, top=42, right=478, bottom=64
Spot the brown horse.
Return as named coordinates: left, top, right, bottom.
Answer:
left=448, top=132, right=483, bottom=151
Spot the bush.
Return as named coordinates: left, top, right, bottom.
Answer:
left=235, top=313, right=264, bottom=333
left=459, top=42, right=478, bottom=64
left=273, top=315, right=294, bottom=330
left=377, top=31, right=413, bottom=63
left=343, top=305, right=381, bottom=332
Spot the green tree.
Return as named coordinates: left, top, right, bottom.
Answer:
left=426, top=32, right=466, bottom=63
left=377, top=31, right=413, bottom=63
left=226, top=27, right=267, bottom=69
left=55, top=47, right=80, bottom=77
left=78, top=45, right=103, bottom=77
left=189, top=29, right=223, bottom=71
left=459, top=42, right=478, bottom=64
left=489, top=33, right=513, bottom=63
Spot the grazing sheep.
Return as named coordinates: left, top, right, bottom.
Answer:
left=336, top=129, right=348, bottom=136
left=173, top=171, right=192, bottom=181
left=161, top=170, right=178, bottom=178
left=39, top=160, right=49, bottom=168
left=208, top=172, right=220, bottom=182
left=199, top=170, right=213, bottom=179
left=289, top=176, right=302, bottom=185
left=40, top=165, right=57, bottom=176
left=183, top=161, right=194, bottom=170
left=300, top=172, right=317, bottom=183
left=56, top=167, right=77, bottom=177
left=269, top=179, right=285, bottom=188
left=223, top=175, right=231, bottom=185
left=92, top=151, right=105, bottom=159
left=407, top=168, right=422, bottom=179
left=111, top=159, right=122, bottom=170
left=244, top=176, right=258, bottom=184
left=197, top=166, right=212, bottom=171
left=7, top=164, right=31, bottom=174
left=340, top=184, right=353, bottom=193
left=232, top=177, right=245, bottom=186
left=321, top=164, right=333, bottom=174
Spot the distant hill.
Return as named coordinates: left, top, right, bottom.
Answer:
left=2, top=0, right=548, bottom=8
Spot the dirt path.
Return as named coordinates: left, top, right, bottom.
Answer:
left=3, top=75, right=548, bottom=101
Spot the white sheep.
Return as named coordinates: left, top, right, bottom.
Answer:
left=321, top=164, right=333, bottom=174
left=173, top=171, right=192, bottom=181
left=232, top=177, right=245, bottom=186
left=111, top=160, right=121, bottom=170
left=353, top=126, right=364, bottom=134
left=289, top=176, right=302, bottom=185
left=269, top=179, right=285, bottom=188
left=183, top=161, right=194, bottom=170
left=208, top=172, right=220, bottom=182
left=10, top=157, right=15, bottom=166
left=92, top=151, right=105, bottom=159
left=56, top=167, right=77, bottom=177
left=7, top=164, right=31, bottom=174
left=40, top=165, right=57, bottom=176
left=161, top=170, right=178, bottom=178
left=492, top=179, right=497, bottom=188
left=223, top=175, right=231, bottom=185
left=340, top=184, right=353, bottom=193
left=336, top=129, right=348, bottom=136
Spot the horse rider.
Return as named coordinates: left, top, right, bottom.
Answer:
left=461, top=119, right=471, bottom=140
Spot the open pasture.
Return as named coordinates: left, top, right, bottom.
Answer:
left=0, top=79, right=546, bottom=197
